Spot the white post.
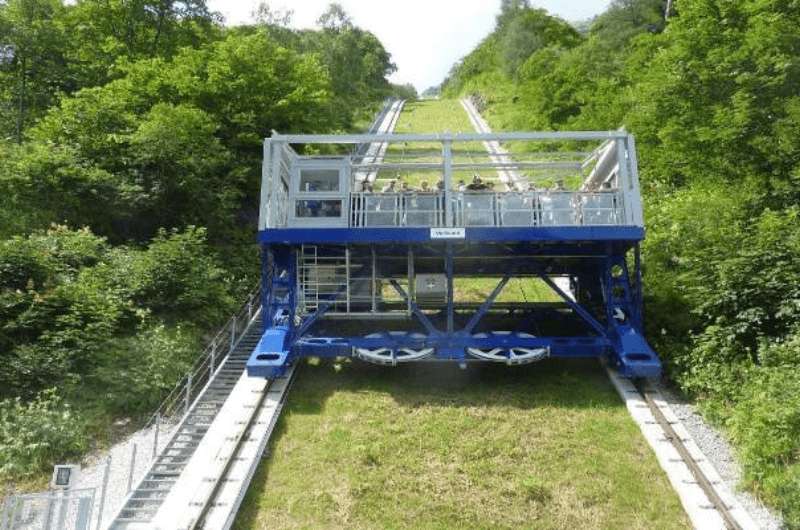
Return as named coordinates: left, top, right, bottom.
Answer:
left=271, top=141, right=284, bottom=227
left=184, top=374, right=192, bottom=415
left=152, top=413, right=160, bottom=459
left=259, top=139, right=272, bottom=231
left=614, top=137, right=632, bottom=224
left=126, top=444, right=137, bottom=494
left=442, top=139, right=453, bottom=226
left=210, top=342, right=216, bottom=376
left=624, top=134, right=644, bottom=227
left=95, top=456, right=111, bottom=530
left=230, top=316, right=237, bottom=353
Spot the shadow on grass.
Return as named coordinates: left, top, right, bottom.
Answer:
left=234, top=357, right=622, bottom=529
left=289, top=357, right=619, bottom=414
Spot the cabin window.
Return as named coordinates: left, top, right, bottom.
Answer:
left=294, top=199, right=343, bottom=218
left=299, top=169, right=340, bottom=193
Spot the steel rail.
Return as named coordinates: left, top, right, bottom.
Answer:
left=352, top=161, right=583, bottom=171
left=193, top=366, right=298, bottom=530
left=637, top=382, right=744, bottom=530
left=273, top=131, right=628, bottom=144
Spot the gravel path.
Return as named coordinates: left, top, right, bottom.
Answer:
left=72, top=420, right=178, bottom=529
left=653, top=381, right=784, bottom=529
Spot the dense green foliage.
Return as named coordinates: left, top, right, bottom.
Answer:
left=0, top=390, right=86, bottom=478
left=0, top=0, right=395, bottom=482
left=443, top=0, right=800, bottom=524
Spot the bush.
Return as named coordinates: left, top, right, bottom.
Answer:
left=0, top=389, right=86, bottom=479
left=126, top=226, right=234, bottom=327
left=728, top=340, right=800, bottom=527
left=91, top=324, right=200, bottom=415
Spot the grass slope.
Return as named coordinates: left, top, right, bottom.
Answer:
left=233, top=100, right=689, bottom=529
left=234, top=360, right=689, bottom=529
left=380, top=99, right=497, bottom=188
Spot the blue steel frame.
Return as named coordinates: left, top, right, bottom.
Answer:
left=248, top=227, right=661, bottom=379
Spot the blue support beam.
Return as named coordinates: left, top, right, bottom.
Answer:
left=463, top=276, right=509, bottom=334
left=537, top=273, right=607, bottom=337
left=292, top=284, right=347, bottom=342
left=250, top=239, right=662, bottom=379
left=600, top=255, right=661, bottom=378
left=388, top=280, right=438, bottom=335
left=247, top=328, right=290, bottom=378
left=294, top=334, right=611, bottom=360
left=258, top=226, right=644, bottom=244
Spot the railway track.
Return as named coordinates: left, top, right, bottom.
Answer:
left=460, top=97, right=526, bottom=191
left=461, top=97, right=760, bottom=530
left=607, top=368, right=758, bottom=530
left=354, top=98, right=405, bottom=186
left=639, top=382, right=745, bottom=530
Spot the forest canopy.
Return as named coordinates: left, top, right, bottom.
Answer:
left=0, top=0, right=396, bottom=483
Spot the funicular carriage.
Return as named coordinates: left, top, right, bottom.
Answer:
left=248, top=130, right=661, bottom=379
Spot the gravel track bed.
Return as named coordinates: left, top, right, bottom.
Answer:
left=653, top=381, right=784, bottom=529
left=73, top=420, right=178, bottom=529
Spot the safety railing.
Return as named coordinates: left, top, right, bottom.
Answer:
left=350, top=192, right=446, bottom=227
left=261, top=131, right=645, bottom=230
left=1, top=488, right=96, bottom=530
left=141, top=286, right=261, bottom=434
left=349, top=191, right=622, bottom=228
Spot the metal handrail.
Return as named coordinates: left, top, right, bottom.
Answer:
left=348, top=190, right=623, bottom=228
left=141, top=286, right=261, bottom=430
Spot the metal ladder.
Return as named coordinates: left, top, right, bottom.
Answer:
left=298, top=245, right=351, bottom=313
left=109, top=324, right=263, bottom=528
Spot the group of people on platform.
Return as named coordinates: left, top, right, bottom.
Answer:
left=358, top=174, right=568, bottom=194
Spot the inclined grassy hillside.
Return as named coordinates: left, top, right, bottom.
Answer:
left=441, top=0, right=800, bottom=525
left=233, top=98, right=689, bottom=529
left=235, top=361, right=689, bottom=530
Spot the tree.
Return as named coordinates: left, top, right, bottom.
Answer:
left=499, top=8, right=581, bottom=77
left=391, top=83, right=418, bottom=100
left=316, top=2, right=352, bottom=31
left=64, top=0, right=221, bottom=88
left=496, top=0, right=530, bottom=28
left=252, top=2, right=293, bottom=27
left=590, top=0, right=665, bottom=47
left=0, top=0, right=68, bottom=142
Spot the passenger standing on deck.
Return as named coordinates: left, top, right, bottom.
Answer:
left=467, top=174, right=490, bottom=191
left=400, top=181, right=410, bottom=193
left=381, top=179, right=397, bottom=193
left=419, top=181, right=431, bottom=193
left=457, top=179, right=467, bottom=192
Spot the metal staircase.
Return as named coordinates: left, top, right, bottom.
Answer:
left=109, top=324, right=262, bottom=527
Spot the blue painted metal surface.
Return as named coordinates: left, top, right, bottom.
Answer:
left=247, top=328, right=290, bottom=378
left=258, top=226, right=644, bottom=244
left=248, top=238, right=662, bottom=378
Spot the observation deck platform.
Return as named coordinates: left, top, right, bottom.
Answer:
left=250, top=129, right=660, bottom=380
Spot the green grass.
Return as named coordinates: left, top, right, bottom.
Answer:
left=234, top=359, right=690, bottom=529
left=454, top=277, right=559, bottom=303
left=380, top=99, right=497, bottom=188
